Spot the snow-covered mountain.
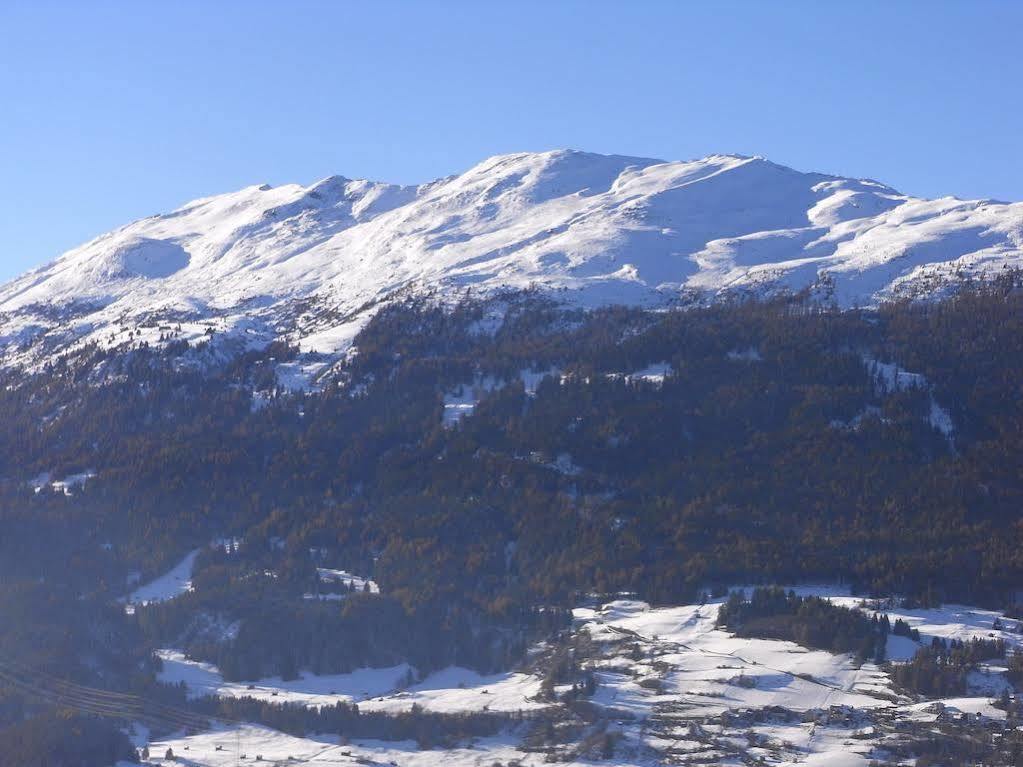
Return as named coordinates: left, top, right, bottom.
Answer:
left=2, top=149, right=1022, bottom=374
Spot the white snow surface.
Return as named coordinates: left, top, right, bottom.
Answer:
left=29, top=470, right=95, bottom=495
left=862, top=354, right=955, bottom=440
left=136, top=590, right=1022, bottom=767
left=441, top=369, right=560, bottom=426
left=608, top=362, right=673, bottom=385
left=357, top=666, right=547, bottom=714
left=822, top=596, right=1023, bottom=660
left=6, top=150, right=1023, bottom=372
left=316, top=567, right=379, bottom=594
left=125, top=549, right=199, bottom=607
left=573, top=597, right=893, bottom=716
left=156, top=649, right=410, bottom=706
left=136, top=729, right=532, bottom=767
left=155, top=649, right=544, bottom=713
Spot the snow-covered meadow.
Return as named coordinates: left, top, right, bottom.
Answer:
left=156, top=650, right=411, bottom=707
left=131, top=587, right=1022, bottom=766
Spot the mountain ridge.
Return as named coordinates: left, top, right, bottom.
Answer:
left=2, top=149, right=1021, bottom=374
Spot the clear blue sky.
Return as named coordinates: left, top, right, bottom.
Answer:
left=1, top=0, right=1021, bottom=282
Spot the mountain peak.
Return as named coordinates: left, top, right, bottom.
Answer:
left=1, top=150, right=1021, bottom=371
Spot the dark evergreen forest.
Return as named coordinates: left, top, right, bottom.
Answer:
left=2, top=275, right=1023, bottom=760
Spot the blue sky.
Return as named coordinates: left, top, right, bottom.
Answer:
left=1, top=0, right=1020, bottom=281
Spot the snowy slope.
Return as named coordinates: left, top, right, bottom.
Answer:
left=137, top=591, right=1021, bottom=767
left=4, top=150, right=1022, bottom=372
left=124, top=549, right=199, bottom=608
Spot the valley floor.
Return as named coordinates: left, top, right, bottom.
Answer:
left=121, top=587, right=1023, bottom=766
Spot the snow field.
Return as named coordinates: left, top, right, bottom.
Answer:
left=139, top=590, right=1023, bottom=765
left=8, top=149, right=1023, bottom=378
left=156, top=651, right=546, bottom=714
left=124, top=549, right=200, bottom=609
left=156, top=650, right=411, bottom=706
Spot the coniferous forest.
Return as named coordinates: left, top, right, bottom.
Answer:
left=2, top=275, right=1023, bottom=762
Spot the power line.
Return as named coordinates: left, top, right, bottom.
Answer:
left=0, top=655, right=228, bottom=733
